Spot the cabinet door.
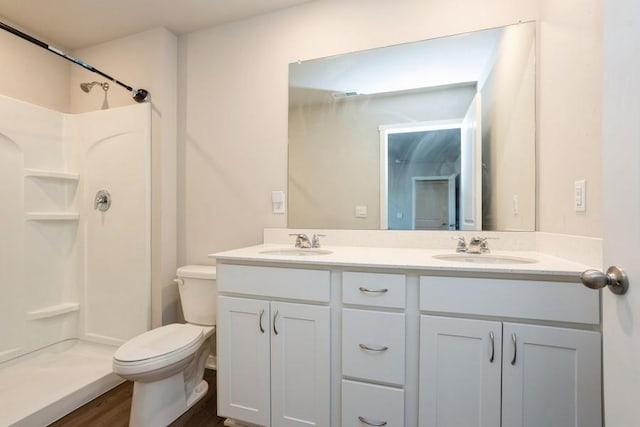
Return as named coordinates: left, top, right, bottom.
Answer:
left=502, top=323, right=602, bottom=427
left=217, top=296, right=271, bottom=426
left=270, top=301, right=330, bottom=427
left=419, top=315, right=502, bottom=427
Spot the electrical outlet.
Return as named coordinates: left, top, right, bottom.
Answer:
left=355, top=205, right=368, bottom=218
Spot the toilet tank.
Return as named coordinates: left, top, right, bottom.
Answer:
left=176, top=265, right=217, bottom=326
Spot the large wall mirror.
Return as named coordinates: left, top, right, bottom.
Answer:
left=288, top=22, right=535, bottom=231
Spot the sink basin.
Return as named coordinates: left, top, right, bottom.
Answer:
left=260, top=248, right=333, bottom=256
left=432, top=253, right=538, bottom=265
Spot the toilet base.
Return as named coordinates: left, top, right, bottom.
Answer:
left=186, top=379, right=209, bottom=407
left=129, top=374, right=209, bottom=427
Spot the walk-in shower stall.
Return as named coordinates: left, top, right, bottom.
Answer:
left=0, top=94, right=151, bottom=426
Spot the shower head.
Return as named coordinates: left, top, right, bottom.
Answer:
left=80, top=81, right=109, bottom=93
left=81, top=81, right=148, bottom=103
left=1, top=20, right=151, bottom=103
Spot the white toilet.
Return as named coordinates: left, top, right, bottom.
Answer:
left=113, top=265, right=217, bottom=427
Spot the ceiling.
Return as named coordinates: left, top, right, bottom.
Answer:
left=0, top=0, right=314, bottom=49
left=289, top=26, right=503, bottom=106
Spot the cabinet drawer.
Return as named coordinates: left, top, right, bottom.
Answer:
left=420, top=276, right=600, bottom=324
left=342, top=309, right=405, bottom=385
left=343, top=271, right=405, bottom=308
left=342, top=380, right=404, bottom=427
left=217, top=263, right=330, bottom=302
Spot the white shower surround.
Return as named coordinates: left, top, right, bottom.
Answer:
left=0, top=94, right=151, bottom=426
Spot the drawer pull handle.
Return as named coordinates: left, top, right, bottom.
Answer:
left=489, top=331, right=495, bottom=363
left=258, top=309, right=265, bottom=334
left=273, top=310, right=279, bottom=335
left=359, top=343, right=389, bottom=352
left=358, top=287, right=389, bottom=294
left=358, top=416, right=387, bottom=426
left=511, top=332, right=517, bottom=365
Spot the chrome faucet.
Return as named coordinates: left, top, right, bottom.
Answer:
left=311, top=234, right=326, bottom=248
left=289, top=233, right=311, bottom=248
left=453, top=236, right=467, bottom=253
left=467, top=236, right=491, bottom=254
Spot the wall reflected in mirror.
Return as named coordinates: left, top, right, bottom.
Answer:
left=288, top=22, right=535, bottom=231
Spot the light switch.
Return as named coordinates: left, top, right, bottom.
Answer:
left=272, top=190, right=286, bottom=214
left=574, top=180, right=586, bottom=212
left=355, top=205, right=368, bottom=218
left=512, top=195, right=519, bottom=215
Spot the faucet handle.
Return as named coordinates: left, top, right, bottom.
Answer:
left=311, top=234, right=326, bottom=248
left=452, top=236, right=467, bottom=253
left=288, top=233, right=311, bottom=248
left=474, top=236, right=498, bottom=253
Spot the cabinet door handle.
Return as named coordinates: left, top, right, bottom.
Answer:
left=511, top=332, right=517, bottom=365
left=359, top=343, right=389, bottom=352
left=358, top=287, right=389, bottom=294
left=489, top=331, right=495, bottom=363
left=258, top=309, right=265, bottom=334
left=273, top=309, right=279, bottom=335
left=358, top=416, right=387, bottom=426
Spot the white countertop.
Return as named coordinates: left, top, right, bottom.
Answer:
left=210, top=244, right=594, bottom=281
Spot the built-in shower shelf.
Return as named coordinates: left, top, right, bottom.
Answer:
left=24, top=168, right=79, bottom=181
left=26, top=302, right=80, bottom=320
left=25, top=212, right=80, bottom=221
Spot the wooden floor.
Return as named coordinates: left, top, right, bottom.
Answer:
left=50, top=369, right=225, bottom=427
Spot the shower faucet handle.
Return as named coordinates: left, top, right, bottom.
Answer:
left=94, top=189, right=111, bottom=212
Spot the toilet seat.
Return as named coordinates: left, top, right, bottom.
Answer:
left=113, top=324, right=204, bottom=375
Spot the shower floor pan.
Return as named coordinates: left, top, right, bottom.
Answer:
left=0, top=339, right=123, bottom=427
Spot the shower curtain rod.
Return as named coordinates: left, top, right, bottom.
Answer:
left=0, top=20, right=149, bottom=103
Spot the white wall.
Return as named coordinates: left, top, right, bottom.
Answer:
left=178, top=0, right=602, bottom=264
left=70, top=28, right=179, bottom=328
left=0, top=17, right=70, bottom=112
left=537, top=0, right=602, bottom=237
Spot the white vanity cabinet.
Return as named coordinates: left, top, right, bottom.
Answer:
left=213, top=248, right=603, bottom=427
left=341, top=271, right=407, bottom=426
left=419, top=276, right=602, bottom=427
left=216, top=264, right=331, bottom=427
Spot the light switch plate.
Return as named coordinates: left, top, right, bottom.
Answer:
left=574, top=180, right=586, bottom=212
left=272, top=190, right=286, bottom=214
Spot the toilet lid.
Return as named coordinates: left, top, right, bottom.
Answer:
left=114, top=323, right=203, bottom=362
